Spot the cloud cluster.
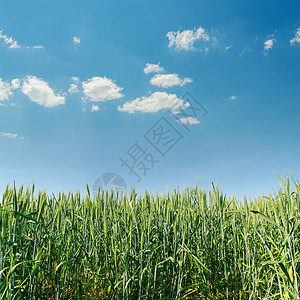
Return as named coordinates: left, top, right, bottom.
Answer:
left=0, top=78, right=14, bottom=101
left=166, top=27, right=209, bottom=51
left=143, top=63, right=164, bottom=74
left=150, top=73, right=192, bottom=88
left=290, top=28, right=300, bottom=45
left=0, top=30, right=20, bottom=48
left=82, top=77, right=123, bottom=102
left=264, top=37, right=276, bottom=54
left=0, top=75, right=125, bottom=109
left=22, top=76, right=66, bottom=108
left=11, top=79, right=21, bottom=90
left=0, top=131, right=18, bottom=139
left=68, top=77, right=80, bottom=94
left=69, top=83, right=79, bottom=94
left=73, top=37, right=81, bottom=45
left=165, top=27, right=300, bottom=56
left=0, top=131, right=24, bottom=140
left=177, top=116, right=200, bottom=125
left=0, top=29, right=44, bottom=49
left=69, top=76, right=124, bottom=110
left=118, top=91, right=186, bottom=113
left=0, top=76, right=67, bottom=108
left=138, top=63, right=197, bottom=123
left=91, top=104, right=100, bottom=112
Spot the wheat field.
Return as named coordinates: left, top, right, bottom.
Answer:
left=0, top=175, right=299, bottom=299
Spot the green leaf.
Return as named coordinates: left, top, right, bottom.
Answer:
left=250, top=210, right=280, bottom=229
left=14, top=211, right=40, bottom=224
left=278, top=263, right=293, bottom=286
left=272, top=169, right=286, bottom=186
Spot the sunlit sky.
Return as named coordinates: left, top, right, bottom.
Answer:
left=1, top=0, right=300, bottom=199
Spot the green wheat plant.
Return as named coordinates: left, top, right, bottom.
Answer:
left=0, top=175, right=299, bottom=299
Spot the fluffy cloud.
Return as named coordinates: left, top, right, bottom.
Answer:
left=82, top=76, right=123, bottom=102
left=72, top=76, right=80, bottom=82
left=264, top=38, right=275, bottom=52
left=22, top=76, right=65, bottom=108
left=91, top=104, right=100, bottom=112
left=177, top=116, right=200, bottom=125
left=68, top=83, right=79, bottom=94
left=0, top=30, right=20, bottom=49
left=0, top=78, right=14, bottom=101
left=150, top=74, right=192, bottom=88
left=143, top=63, right=164, bottom=74
left=69, top=77, right=80, bottom=94
left=11, top=79, right=21, bottom=90
left=118, top=91, right=186, bottom=113
left=290, top=28, right=300, bottom=45
left=166, top=27, right=209, bottom=51
left=73, top=37, right=81, bottom=45
left=0, top=131, right=18, bottom=139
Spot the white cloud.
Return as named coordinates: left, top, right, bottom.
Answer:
left=33, top=45, right=44, bottom=49
left=143, top=63, right=164, bottom=74
left=91, top=104, right=100, bottom=112
left=290, top=28, right=300, bottom=45
left=166, top=27, right=209, bottom=51
left=230, top=95, right=237, bottom=100
left=11, top=79, right=21, bottom=90
left=22, top=76, right=65, bottom=108
left=170, top=101, right=190, bottom=115
left=0, top=78, right=14, bottom=101
left=0, top=30, right=43, bottom=50
left=68, top=83, right=79, bottom=94
left=118, top=91, right=186, bottom=113
left=177, top=116, right=200, bottom=125
left=82, top=76, right=123, bottom=102
left=225, top=45, right=233, bottom=51
left=0, top=30, right=20, bottom=49
left=0, top=131, right=18, bottom=139
left=69, top=77, right=80, bottom=94
left=150, top=74, right=192, bottom=88
left=264, top=38, right=275, bottom=52
left=73, top=37, right=81, bottom=45
left=71, top=76, right=80, bottom=83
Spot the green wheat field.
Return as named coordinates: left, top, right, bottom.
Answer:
left=0, top=175, right=299, bottom=299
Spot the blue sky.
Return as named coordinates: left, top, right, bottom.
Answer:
left=0, top=0, right=300, bottom=199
